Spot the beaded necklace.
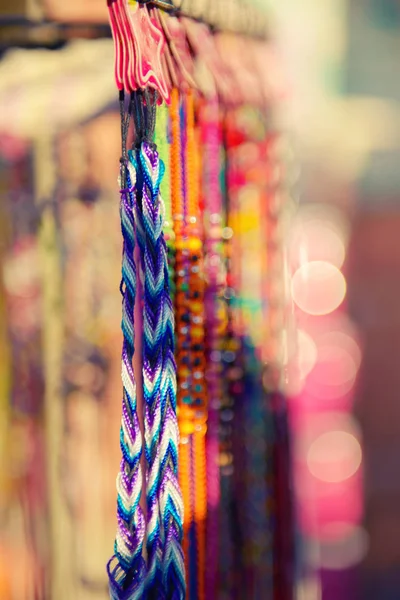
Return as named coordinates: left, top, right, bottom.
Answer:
left=223, top=111, right=248, bottom=599
left=199, top=97, right=224, bottom=600
left=169, top=88, right=192, bottom=590
left=241, top=112, right=276, bottom=600
left=221, top=107, right=278, bottom=600
left=185, top=90, right=207, bottom=600
left=170, top=87, right=208, bottom=600
left=217, top=112, right=242, bottom=600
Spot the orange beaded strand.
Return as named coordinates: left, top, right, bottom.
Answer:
left=185, top=89, right=207, bottom=600
left=170, top=87, right=193, bottom=590
left=170, top=87, right=208, bottom=600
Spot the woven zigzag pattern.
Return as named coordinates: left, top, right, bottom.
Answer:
left=108, top=162, right=146, bottom=600
left=135, top=142, right=185, bottom=600
left=132, top=145, right=165, bottom=597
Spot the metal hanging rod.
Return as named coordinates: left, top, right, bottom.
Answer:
left=0, top=18, right=111, bottom=52
left=140, top=0, right=176, bottom=10
left=135, top=0, right=268, bottom=40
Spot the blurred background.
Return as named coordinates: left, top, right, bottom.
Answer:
left=1, top=1, right=400, bottom=599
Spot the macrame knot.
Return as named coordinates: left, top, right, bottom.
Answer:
left=145, top=140, right=157, bottom=152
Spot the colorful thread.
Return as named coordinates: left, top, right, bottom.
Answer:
left=108, top=145, right=146, bottom=600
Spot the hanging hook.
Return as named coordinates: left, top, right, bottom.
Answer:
left=138, top=0, right=175, bottom=12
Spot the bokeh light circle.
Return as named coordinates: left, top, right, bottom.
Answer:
left=317, top=522, right=369, bottom=570
left=314, top=345, right=357, bottom=388
left=305, top=330, right=361, bottom=401
left=297, top=329, right=318, bottom=379
left=307, top=430, right=362, bottom=483
left=290, top=219, right=346, bottom=269
left=319, top=331, right=362, bottom=370
left=291, top=261, right=346, bottom=316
